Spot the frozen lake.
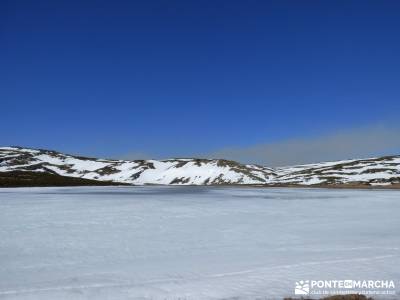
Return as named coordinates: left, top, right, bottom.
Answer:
left=0, top=187, right=399, bottom=299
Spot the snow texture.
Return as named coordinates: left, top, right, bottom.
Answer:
left=0, top=186, right=399, bottom=299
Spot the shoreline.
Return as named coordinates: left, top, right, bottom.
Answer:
left=1, top=181, right=399, bottom=190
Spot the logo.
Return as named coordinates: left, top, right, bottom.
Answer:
left=295, top=280, right=310, bottom=295
left=294, top=279, right=396, bottom=296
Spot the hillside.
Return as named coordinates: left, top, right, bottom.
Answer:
left=0, top=147, right=399, bottom=187
left=0, top=147, right=275, bottom=186
left=272, top=156, right=400, bottom=187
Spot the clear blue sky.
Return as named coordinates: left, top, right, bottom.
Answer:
left=1, top=0, right=400, bottom=160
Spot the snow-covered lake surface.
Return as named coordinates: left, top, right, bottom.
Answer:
left=0, top=187, right=399, bottom=299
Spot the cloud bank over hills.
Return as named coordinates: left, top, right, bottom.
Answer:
left=208, top=124, right=400, bottom=167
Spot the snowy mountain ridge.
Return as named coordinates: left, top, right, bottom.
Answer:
left=1, top=146, right=399, bottom=187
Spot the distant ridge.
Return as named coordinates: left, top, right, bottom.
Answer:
left=0, top=147, right=399, bottom=188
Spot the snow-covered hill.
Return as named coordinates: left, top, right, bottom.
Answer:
left=0, top=147, right=275, bottom=185
left=273, top=156, right=400, bottom=186
left=1, top=146, right=399, bottom=187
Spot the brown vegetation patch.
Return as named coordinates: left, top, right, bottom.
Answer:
left=96, top=166, right=120, bottom=176
left=0, top=171, right=126, bottom=187
left=170, top=177, right=191, bottom=184
left=360, top=168, right=394, bottom=174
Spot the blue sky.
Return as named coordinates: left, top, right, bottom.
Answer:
left=1, top=0, right=400, bottom=164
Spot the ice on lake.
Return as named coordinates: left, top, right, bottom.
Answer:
left=0, top=186, right=399, bottom=299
